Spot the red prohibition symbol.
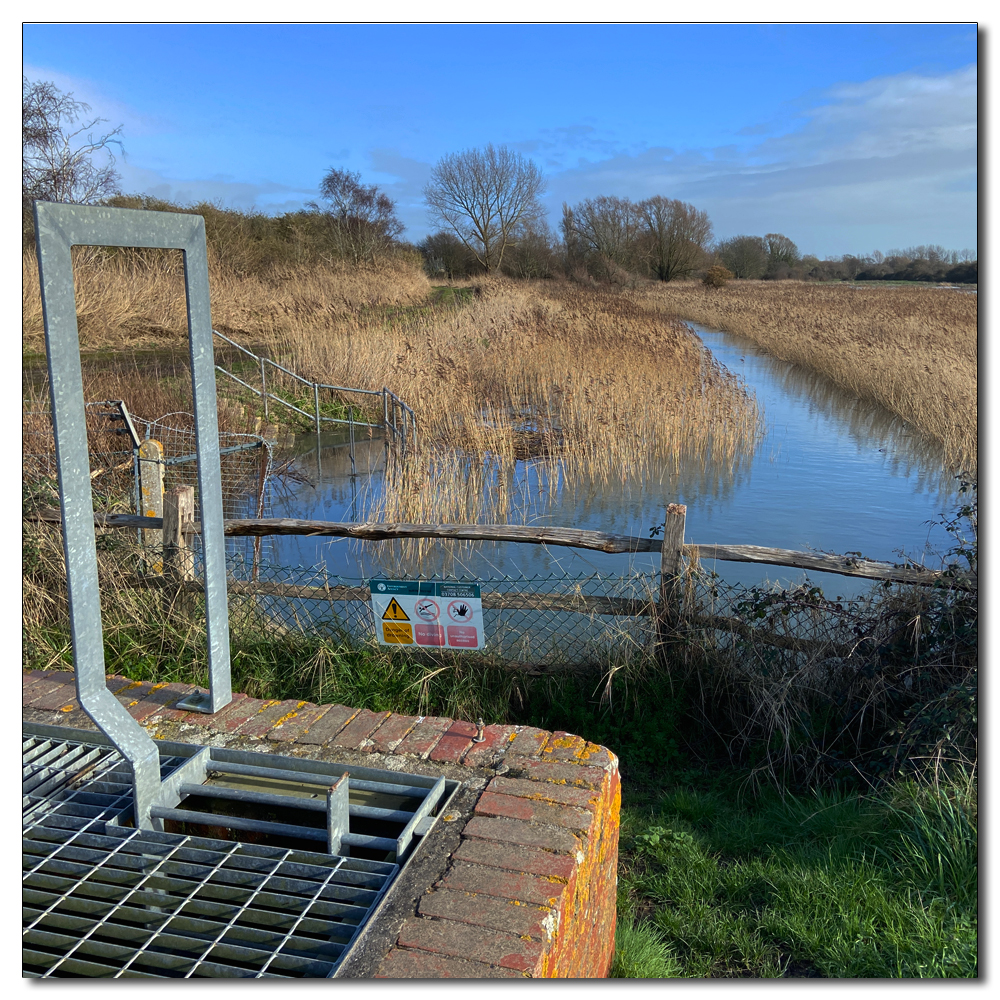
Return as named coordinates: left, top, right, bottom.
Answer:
left=447, top=599, right=475, bottom=623
left=414, top=598, right=440, bottom=622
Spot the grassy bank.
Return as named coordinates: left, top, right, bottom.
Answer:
left=612, top=772, right=977, bottom=977
left=642, top=279, right=977, bottom=475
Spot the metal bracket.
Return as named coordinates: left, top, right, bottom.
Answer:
left=327, top=773, right=351, bottom=856
left=34, top=202, right=236, bottom=826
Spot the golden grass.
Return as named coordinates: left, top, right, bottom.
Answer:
left=643, top=280, right=977, bottom=474
left=23, top=257, right=764, bottom=536
left=22, top=249, right=433, bottom=352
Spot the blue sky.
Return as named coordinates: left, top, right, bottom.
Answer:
left=23, top=22, right=978, bottom=258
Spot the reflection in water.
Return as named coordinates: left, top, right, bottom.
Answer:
left=720, top=329, right=957, bottom=499
left=264, top=324, right=962, bottom=600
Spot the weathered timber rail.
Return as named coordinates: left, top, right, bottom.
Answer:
left=33, top=508, right=974, bottom=590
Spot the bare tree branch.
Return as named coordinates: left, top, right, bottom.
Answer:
left=22, top=77, right=124, bottom=209
left=424, top=144, right=545, bottom=272
left=310, top=167, right=405, bottom=265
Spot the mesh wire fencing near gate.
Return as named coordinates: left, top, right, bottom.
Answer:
left=24, top=403, right=967, bottom=677
left=23, top=405, right=275, bottom=569
left=222, top=559, right=662, bottom=669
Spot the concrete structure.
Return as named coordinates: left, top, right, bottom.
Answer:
left=22, top=669, right=620, bottom=978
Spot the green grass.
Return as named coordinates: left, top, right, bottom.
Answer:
left=430, top=284, right=475, bottom=306
left=615, top=777, right=977, bottom=978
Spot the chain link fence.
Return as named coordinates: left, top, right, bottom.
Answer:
left=23, top=404, right=275, bottom=569
left=25, top=404, right=952, bottom=674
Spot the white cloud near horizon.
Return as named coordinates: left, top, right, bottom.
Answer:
left=22, top=62, right=977, bottom=255
left=540, top=65, right=977, bottom=254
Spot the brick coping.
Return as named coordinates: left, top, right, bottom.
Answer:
left=22, top=669, right=621, bottom=978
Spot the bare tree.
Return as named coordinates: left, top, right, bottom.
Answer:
left=638, top=196, right=713, bottom=281
left=311, top=167, right=404, bottom=265
left=424, top=144, right=544, bottom=272
left=503, top=219, right=558, bottom=279
left=22, top=77, right=123, bottom=208
left=568, top=195, right=645, bottom=270
left=716, top=235, right=770, bottom=279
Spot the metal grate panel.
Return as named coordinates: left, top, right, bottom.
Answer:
left=23, top=821, right=395, bottom=978
left=23, top=726, right=454, bottom=978
left=23, top=736, right=187, bottom=830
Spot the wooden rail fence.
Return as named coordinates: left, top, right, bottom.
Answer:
left=32, top=506, right=975, bottom=591
left=31, top=502, right=975, bottom=663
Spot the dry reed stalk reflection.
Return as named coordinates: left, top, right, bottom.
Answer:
left=643, top=279, right=977, bottom=475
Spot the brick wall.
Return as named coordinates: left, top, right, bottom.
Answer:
left=22, top=669, right=620, bottom=979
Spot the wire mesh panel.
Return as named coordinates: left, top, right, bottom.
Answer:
left=219, top=555, right=929, bottom=673
left=221, top=562, right=660, bottom=666
left=24, top=406, right=275, bottom=571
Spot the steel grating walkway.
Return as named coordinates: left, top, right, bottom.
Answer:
left=23, top=726, right=451, bottom=978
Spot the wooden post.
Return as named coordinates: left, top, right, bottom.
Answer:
left=163, top=485, right=196, bottom=618
left=138, top=439, right=164, bottom=574
left=656, top=503, right=687, bottom=661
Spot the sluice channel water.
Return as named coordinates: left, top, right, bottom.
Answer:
left=258, top=322, right=964, bottom=603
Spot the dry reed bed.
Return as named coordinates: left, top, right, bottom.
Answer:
left=22, top=249, right=432, bottom=352
left=273, top=279, right=761, bottom=515
left=23, top=258, right=763, bottom=534
left=644, top=280, right=977, bottom=474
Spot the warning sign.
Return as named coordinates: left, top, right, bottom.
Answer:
left=369, top=580, right=484, bottom=650
left=381, top=598, right=410, bottom=622
left=382, top=621, right=413, bottom=644
left=414, top=597, right=440, bottom=622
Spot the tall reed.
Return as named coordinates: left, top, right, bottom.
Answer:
left=643, top=280, right=977, bottom=474
left=24, top=258, right=764, bottom=533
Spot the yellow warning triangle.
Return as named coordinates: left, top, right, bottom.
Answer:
left=381, top=597, right=410, bottom=621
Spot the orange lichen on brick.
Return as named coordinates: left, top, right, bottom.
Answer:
left=528, top=750, right=619, bottom=978
left=273, top=701, right=309, bottom=728
left=547, top=737, right=579, bottom=749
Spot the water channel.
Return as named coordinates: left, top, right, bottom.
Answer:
left=261, top=322, right=964, bottom=602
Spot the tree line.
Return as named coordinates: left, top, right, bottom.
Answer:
left=23, top=76, right=977, bottom=286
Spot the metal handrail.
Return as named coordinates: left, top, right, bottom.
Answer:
left=211, top=329, right=415, bottom=450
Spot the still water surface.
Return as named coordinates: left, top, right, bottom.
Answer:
left=262, top=323, right=962, bottom=599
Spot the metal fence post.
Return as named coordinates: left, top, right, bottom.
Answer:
left=314, top=382, right=321, bottom=438
left=348, top=404, right=356, bottom=476
left=382, top=388, right=390, bottom=468
left=260, top=356, right=269, bottom=420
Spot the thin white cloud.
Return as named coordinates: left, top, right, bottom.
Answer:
left=544, top=65, right=977, bottom=254
left=116, top=163, right=314, bottom=213
left=22, top=63, right=167, bottom=137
